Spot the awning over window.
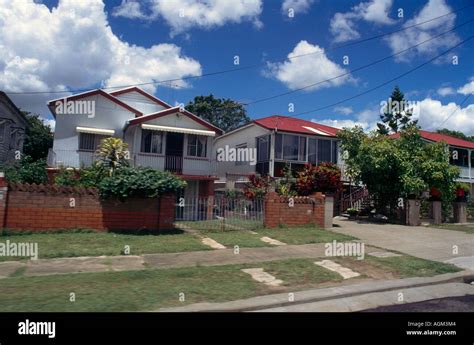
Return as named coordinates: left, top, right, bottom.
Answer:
left=141, top=124, right=215, bottom=137
left=76, top=126, right=115, bottom=135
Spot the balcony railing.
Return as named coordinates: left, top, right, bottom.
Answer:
left=165, top=155, right=183, bottom=174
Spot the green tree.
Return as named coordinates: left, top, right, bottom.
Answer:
left=377, top=86, right=418, bottom=134
left=436, top=128, right=474, bottom=142
left=338, top=126, right=459, bottom=218
left=22, top=112, right=53, bottom=161
left=185, top=94, right=250, bottom=132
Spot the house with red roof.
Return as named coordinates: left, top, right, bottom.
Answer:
left=392, top=130, right=474, bottom=186
left=47, top=86, right=223, bottom=201
left=214, top=115, right=342, bottom=188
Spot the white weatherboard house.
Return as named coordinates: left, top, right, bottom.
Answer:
left=47, top=87, right=223, bottom=199
left=214, top=115, right=344, bottom=189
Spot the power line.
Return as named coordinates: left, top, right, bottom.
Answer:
left=284, top=36, right=473, bottom=119
left=430, top=93, right=472, bottom=130
left=5, top=2, right=473, bottom=96
left=245, top=18, right=474, bottom=106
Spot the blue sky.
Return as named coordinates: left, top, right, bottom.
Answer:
left=1, top=0, right=473, bottom=133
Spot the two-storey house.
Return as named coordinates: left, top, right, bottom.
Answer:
left=47, top=86, right=223, bottom=200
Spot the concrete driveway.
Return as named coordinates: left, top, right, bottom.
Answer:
left=332, top=217, right=474, bottom=269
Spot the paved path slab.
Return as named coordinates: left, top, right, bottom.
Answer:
left=314, top=260, right=360, bottom=279
left=201, top=237, right=226, bottom=249
left=260, top=237, right=286, bottom=246
left=241, top=268, right=283, bottom=286
left=332, top=218, right=474, bottom=268
left=444, top=256, right=474, bottom=270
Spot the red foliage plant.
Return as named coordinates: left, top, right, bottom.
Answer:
left=244, top=174, right=274, bottom=199
left=296, top=162, right=342, bottom=196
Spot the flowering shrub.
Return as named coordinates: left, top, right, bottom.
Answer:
left=296, top=162, right=342, bottom=196
left=244, top=174, right=274, bottom=199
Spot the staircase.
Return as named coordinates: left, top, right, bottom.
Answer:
left=339, top=186, right=372, bottom=214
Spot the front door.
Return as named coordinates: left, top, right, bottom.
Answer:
left=165, top=132, right=184, bottom=173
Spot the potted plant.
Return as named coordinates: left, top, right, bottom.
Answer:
left=347, top=208, right=358, bottom=220
left=455, top=182, right=470, bottom=202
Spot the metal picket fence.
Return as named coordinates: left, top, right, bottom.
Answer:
left=175, top=196, right=264, bottom=231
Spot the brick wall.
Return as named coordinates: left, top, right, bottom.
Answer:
left=0, top=178, right=175, bottom=232
left=264, top=191, right=329, bottom=228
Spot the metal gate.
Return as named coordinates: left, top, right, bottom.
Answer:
left=175, top=196, right=264, bottom=231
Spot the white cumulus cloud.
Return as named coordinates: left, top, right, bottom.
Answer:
left=414, top=98, right=474, bottom=134
left=330, top=0, right=394, bottom=43
left=384, top=0, right=459, bottom=62
left=0, top=0, right=202, bottom=115
left=457, top=78, right=474, bottom=95
left=113, top=0, right=263, bottom=35
left=267, top=40, right=352, bottom=91
left=437, top=87, right=455, bottom=96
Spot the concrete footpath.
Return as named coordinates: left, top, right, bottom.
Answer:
left=332, top=218, right=474, bottom=270
left=0, top=243, right=335, bottom=278
left=158, top=271, right=474, bottom=312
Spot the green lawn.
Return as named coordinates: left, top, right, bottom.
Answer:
left=0, top=259, right=343, bottom=312
left=256, top=226, right=357, bottom=245
left=337, top=255, right=461, bottom=278
left=428, top=224, right=474, bottom=235
left=0, top=253, right=458, bottom=312
left=200, top=226, right=358, bottom=249
left=0, top=230, right=210, bottom=261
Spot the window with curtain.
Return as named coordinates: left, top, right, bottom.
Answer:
left=141, top=129, right=163, bottom=154
left=187, top=134, right=207, bottom=157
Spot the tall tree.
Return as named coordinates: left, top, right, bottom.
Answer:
left=22, top=111, right=53, bottom=161
left=377, top=86, right=418, bottom=134
left=185, top=94, right=250, bottom=132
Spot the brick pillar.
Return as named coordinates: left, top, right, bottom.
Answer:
left=311, top=192, right=326, bottom=228
left=264, top=191, right=279, bottom=228
left=158, top=193, right=176, bottom=230
left=199, top=180, right=215, bottom=220
left=453, top=202, right=467, bottom=223
left=431, top=201, right=442, bottom=225
left=0, top=172, right=7, bottom=229
left=406, top=199, right=421, bottom=226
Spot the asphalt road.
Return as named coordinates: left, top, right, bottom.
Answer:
left=364, top=295, right=474, bottom=312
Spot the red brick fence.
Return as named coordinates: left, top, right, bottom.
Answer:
left=0, top=176, right=175, bottom=232
left=264, top=191, right=333, bottom=229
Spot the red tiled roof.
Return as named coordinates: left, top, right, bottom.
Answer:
left=391, top=130, right=474, bottom=149
left=253, top=115, right=339, bottom=136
